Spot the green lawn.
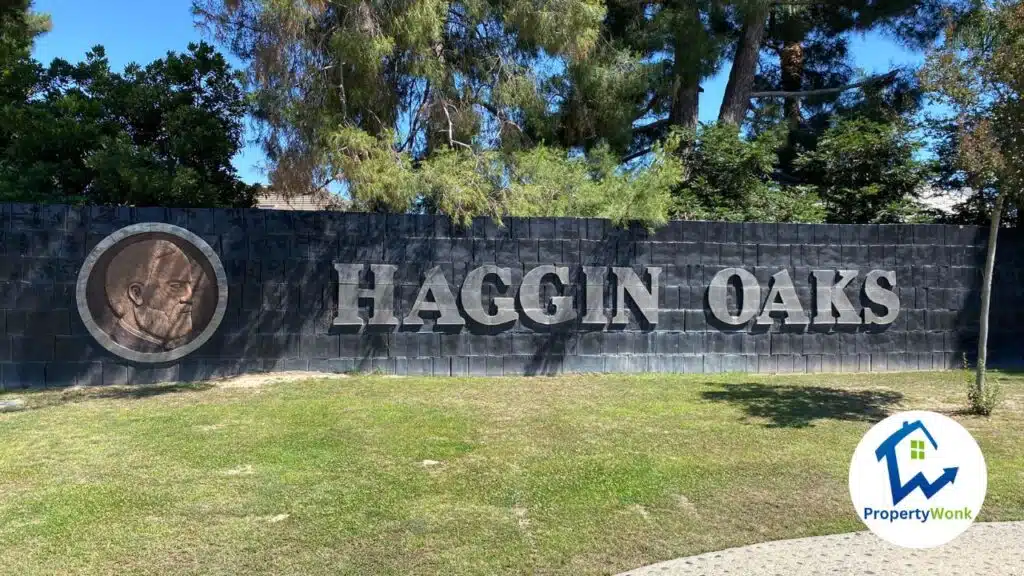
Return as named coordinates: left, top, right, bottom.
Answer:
left=1, top=371, right=1022, bottom=575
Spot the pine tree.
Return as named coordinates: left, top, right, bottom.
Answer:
left=193, top=0, right=683, bottom=226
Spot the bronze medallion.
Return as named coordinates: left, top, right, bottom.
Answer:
left=76, top=223, right=228, bottom=363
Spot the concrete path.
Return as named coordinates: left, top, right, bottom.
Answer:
left=616, top=521, right=1024, bottom=576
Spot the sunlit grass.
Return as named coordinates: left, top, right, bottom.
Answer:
left=0, top=371, right=1021, bottom=575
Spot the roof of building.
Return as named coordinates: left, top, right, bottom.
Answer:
left=255, top=190, right=348, bottom=211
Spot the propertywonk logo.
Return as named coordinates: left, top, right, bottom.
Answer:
left=848, top=411, right=987, bottom=548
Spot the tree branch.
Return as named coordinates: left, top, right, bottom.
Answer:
left=622, top=147, right=653, bottom=164
left=400, top=80, right=430, bottom=152
left=749, top=71, right=899, bottom=99
left=634, top=118, right=671, bottom=135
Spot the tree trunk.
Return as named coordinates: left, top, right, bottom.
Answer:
left=719, top=3, right=771, bottom=125
left=974, top=192, right=1004, bottom=413
left=669, top=2, right=704, bottom=133
left=780, top=40, right=804, bottom=127
left=669, top=75, right=700, bottom=132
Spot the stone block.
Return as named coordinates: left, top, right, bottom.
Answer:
left=680, top=221, right=706, bottom=243
left=681, top=332, right=706, bottom=355
left=432, top=357, right=451, bottom=377
left=502, top=355, right=529, bottom=376
left=11, top=336, right=53, bottom=362
left=2, top=362, right=45, bottom=389
left=42, top=362, right=83, bottom=388
left=369, top=358, right=396, bottom=375
left=806, top=355, right=823, bottom=373
left=301, top=335, right=339, bottom=358
left=101, top=363, right=129, bottom=385
left=573, top=355, right=605, bottom=373
left=705, top=222, right=731, bottom=243
left=702, top=354, right=722, bottom=373
left=472, top=217, right=510, bottom=239
left=128, top=365, right=181, bottom=385
left=776, top=223, right=800, bottom=244
left=554, top=217, right=581, bottom=240
left=530, top=218, right=555, bottom=240
left=742, top=245, right=759, bottom=267
left=405, top=357, right=433, bottom=376
left=743, top=222, right=776, bottom=244
left=722, top=354, right=747, bottom=373
left=802, top=332, right=824, bottom=355
left=818, top=244, right=841, bottom=267
left=584, top=218, right=606, bottom=241
left=484, top=356, right=503, bottom=376
left=451, top=356, right=469, bottom=376
left=914, top=225, right=943, bottom=245
left=679, top=355, right=703, bottom=373
left=770, top=333, right=791, bottom=355
left=813, top=224, right=842, bottom=245
left=603, top=355, right=631, bottom=373
left=839, top=354, right=858, bottom=373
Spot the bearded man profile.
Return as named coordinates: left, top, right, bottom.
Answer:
left=105, top=239, right=197, bottom=353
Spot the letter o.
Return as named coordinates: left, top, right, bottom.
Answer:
left=707, top=267, right=761, bottom=326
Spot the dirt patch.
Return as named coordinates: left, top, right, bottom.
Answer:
left=512, top=506, right=530, bottom=529
left=211, top=371, right=348, bottom=389
left=675, top=494, right=698, bottom=515
left=222, top=464, right=254, bottom=476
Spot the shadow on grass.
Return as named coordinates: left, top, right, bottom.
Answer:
left=701, top=383, right=903, bottom=428
left=1, top=382, right=216, bottom=411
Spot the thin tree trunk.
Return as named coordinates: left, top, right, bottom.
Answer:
left=780, top=40, right=804, bottom=127
left=719, top=3, right=771, bottom=125
left=975, top=192, right=1004, bottom=411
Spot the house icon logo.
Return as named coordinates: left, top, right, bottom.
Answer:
left=875, top=420, right=958, bottom=506
left=849, top=411, right=987, bottom=549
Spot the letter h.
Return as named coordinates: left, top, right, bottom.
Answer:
left=333, top=263, right=399, bottom=328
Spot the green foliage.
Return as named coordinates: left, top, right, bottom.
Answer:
left=793, top=117, right=932, bottom=223
left=323, top=124, right=682, bottom=228
left=922, top=0, right=1024, bottom=217
left=0, top=0, right=49, bottom=71
left=194, top=0, right=611, bottom=195
left=672, top=123, right=825, bottom=223
left=195, top=0, right=960, bottom=225
left=0, top=0, right=49, bottom=107
left=922, top=0, right=1024, bottom=416
left=0, top=43, right=259, bottom=208
left=967, top=362, right=1003, bottom=416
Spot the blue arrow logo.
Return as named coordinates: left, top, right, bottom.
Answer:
left=875, top=420, right=959, bottom=506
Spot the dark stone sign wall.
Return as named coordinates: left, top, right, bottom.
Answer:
left=1, top=202, right=1022, bottom=388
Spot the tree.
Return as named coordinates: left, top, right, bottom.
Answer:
left=194, top=0, right=688, bottom=225
left=195, top=0, right=956, bottom=226
left=792, top=116, right=932, bottom=223
left=0, top=0, right=49, bottom=69
left=671, top=123, right=824, bottom=222
left=922, top=0, right=1024, bottom=415
left=0, top=42, right=260, bottom=208
left=0, top=0, right=49, bottom=105
left=575, top=1, right=949, bottom=191
left=723, top=0, right=956, bottom=126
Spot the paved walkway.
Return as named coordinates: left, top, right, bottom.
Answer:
left=616, top=521, right=1024, bottom=576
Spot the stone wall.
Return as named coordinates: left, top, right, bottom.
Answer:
left=1, top=202, right=1022, bottom=388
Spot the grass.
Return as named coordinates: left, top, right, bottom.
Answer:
left=0, top=371, right=1022, bottom=575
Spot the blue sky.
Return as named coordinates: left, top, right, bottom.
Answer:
left=31, top=0, right=927, bottom=185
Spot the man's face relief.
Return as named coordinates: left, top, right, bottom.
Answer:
left=127, top=249, right=195, bottom=342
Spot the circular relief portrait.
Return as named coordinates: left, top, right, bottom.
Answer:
left=76, top=223, right=228, bottom=363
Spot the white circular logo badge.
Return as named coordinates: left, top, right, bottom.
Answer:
left=849, top=411, right=987, bottom=548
